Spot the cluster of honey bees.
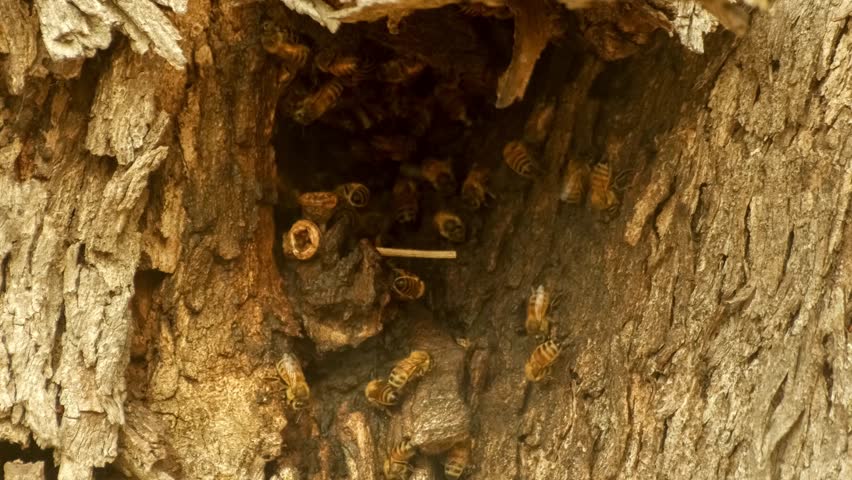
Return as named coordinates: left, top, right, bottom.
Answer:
left=363, top=350, right=473, bottom=479
left=262, top=9, right=632, bottom=479
left=384, top=437, right=472, bottom=480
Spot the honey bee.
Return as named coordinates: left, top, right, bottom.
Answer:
left=371, top=135, right=417, bottom=163
left=444, top=438, right=472, bottom=479
left=461, top=164, right=490, bottom=210
left=524, top=339, right=561, bottom=383
left=315, top=49, right=373, bottom=80
left=560, top=158, right=590, bottom=204
left=421, top=158, right=456, bottom=195
left=391, top=268, right=425, bottom=301
left=383, top=439, right=416, bottom=480
left=336, top=182, right=371, bottom=208
left=276, top=353, right=311, bottom=409
left=365, top=379, right=400, bottom=407
left=379, top=57, right=426, bottom=84
left=524, top=99, right=556, bottom=145
left=293, top=79, right=345, bottom=125
left=588, top=161, right=619, bottom=217
left=525, top=285, right=552, bottom=338
left=503, top=140, right=540, bottom=178
left=260, top=21, right=310, bottom=69
left=433, top=211, right=466, bottom=243
left=392, top=178, right=419, bottom=225
left=388, top=350, right=432, bottom=391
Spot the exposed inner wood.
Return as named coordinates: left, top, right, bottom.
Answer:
left=1, top=1, right=844, bottom=480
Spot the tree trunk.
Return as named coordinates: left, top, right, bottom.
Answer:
left=1, top=1, right=850, bottom=479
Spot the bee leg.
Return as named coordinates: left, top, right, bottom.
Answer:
left=550, top=292, right=565, bottom=309
left=613, top=168, right=636, bottom=192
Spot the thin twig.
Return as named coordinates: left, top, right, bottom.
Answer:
left=375, top=247, right=457, bottom=259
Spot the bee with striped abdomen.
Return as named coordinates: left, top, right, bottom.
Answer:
left=365, top=379, right=400, bottom=407
left=293, top=79, right=345, bottom=125
left=315, top=48, right=373, bottom=80
left=276, top=352, right=311, bottom=409
left=433, top=211, right=466, bottom=243
left=392, top=178, right=419, bottom=225
left=503, top=140, right=540, bottom=178
left=391, top=268, right=425, bottom=301
left=421, top=158, right=456, bottom=195
left=461, top=164, right=491, bottom=210
left=384, top=439, right=416, bottom=480
left=336, top=182, right=370, bottom=208
left=260, top=21, right=310, bottom=70
left=388, top=350, right=432, bottom=391
left=560, top=158, right=590, bottom=204
left=379, top=57, right=426, bottom=84
left=444, top=437, right=473, bottom=479
left=524, top=339, right=561, bottom=383
left=587, top=161, right=619, bottom=217
left=525, top=285, right=551, bottom=338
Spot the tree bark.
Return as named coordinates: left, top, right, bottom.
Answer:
left=1, top=0, right=851, bottom=479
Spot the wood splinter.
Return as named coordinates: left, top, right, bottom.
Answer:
left=376, top=247, right=457, bottom=259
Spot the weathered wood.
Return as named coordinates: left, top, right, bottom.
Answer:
left=2, top=1, right=849, bottom=479
left=3, top=461, right=45, bottom=480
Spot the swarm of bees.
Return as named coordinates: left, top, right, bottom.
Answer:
left=260, top=10, right=638, bottom=478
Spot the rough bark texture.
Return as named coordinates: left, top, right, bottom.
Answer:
left=2, top=0, right=851, bottom=479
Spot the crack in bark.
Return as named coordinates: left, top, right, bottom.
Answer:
left=821, top=333, right=834, bottom=410
left=743, top=198, right=752, bottom=270
left=822, top=17, right=849, bottom=83
left=25, top=215, right=44, bottom=273
left=767, top=373, right=787, bottom=420
left=0, top=252, right=9, bottom=294
left=778, top=229, right=794, bottom=292
left=745, top=346, right=761, bottom=365
left=690, top=182, right=710, bottom=242
left=784, top=300, right=801, bottom=334
left=659, top=415, right=672, bottom=454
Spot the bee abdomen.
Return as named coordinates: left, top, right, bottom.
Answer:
left=392, top=179, right=419, bottom=225
left=561, top=180, right=585, bottom=204
left=443, top=439, right=472, bottom=479
left=434, top=211, right=466, bottom=243
left=365, top=379, right=399, bottom=406
left=503, top=140, right=538, bottom=178
left=336, top=182, right=370, bottom=208
left=462, top=183, right=485, bottom=210
left=590, top=162, right=612, bottom=191
left=295, top=79, right=345, bottom=124
left=391, top=269, right=425, bottom=301
left=534, top=339, right=560, bottom=362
